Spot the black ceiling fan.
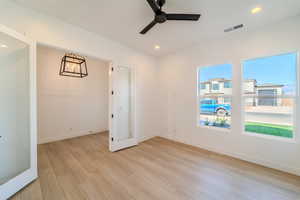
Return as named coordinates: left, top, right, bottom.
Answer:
left=140, top=0, right=201, bottom=34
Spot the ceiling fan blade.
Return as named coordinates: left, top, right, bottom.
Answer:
left=140, top=21, right=157, bottom=34
left=146, top=0, right=160, bottom=14
left=166, top=14, right=201, bottom=21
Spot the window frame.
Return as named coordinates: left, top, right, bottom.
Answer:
left=241, top=52, right=299, bottom=143
left=197, top=64, right=233, bottom=132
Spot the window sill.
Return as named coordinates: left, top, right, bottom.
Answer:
left=243, top=131, right=297, bottom=144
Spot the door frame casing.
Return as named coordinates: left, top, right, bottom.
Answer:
left=109, top=63, right=137, bottom=152
left=0, top=24, right=37, bottom=200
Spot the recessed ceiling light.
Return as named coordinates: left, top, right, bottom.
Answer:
left=154, top=45, right=160, bottom=50
left=0, top=44, right=8, bottom=48
left=251, top=7, right=262, bottom=14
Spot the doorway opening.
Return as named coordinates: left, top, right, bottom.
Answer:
left=37, top=44, right=110, bottom=145
left=36, top=44, right=137, bottom=152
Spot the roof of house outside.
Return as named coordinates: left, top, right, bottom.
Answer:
left=256, top=83, right=284, bottom=88
left=200, top=78, right=231, bottom=84
left=209, top=78, right=231, bottom=82
left=244, top=79, right=257, bottom=82
left=200, top=78, right=283, bottom=89
left=203, top=93, right=226, bottom=95
left=244, top=92, right=256, bottom=94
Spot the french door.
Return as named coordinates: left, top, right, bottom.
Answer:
left=0, top=25, right=37, bottom=200
left=109, top=64, right=137, bottom=152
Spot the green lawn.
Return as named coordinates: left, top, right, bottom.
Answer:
left=245, top=122, right=293, bottom=138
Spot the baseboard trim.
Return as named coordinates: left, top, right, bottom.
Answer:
left=38, top=130, right=108, bottom=144
left=159, top=136, right=300, bottom=177
left=139, top=134, right=157, bottom=143
left=39, top=131, right=155, bottom=145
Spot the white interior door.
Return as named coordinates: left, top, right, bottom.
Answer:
left=109, top=65, right=137, bottom=152
left=0, top=25, right=37, bottom=200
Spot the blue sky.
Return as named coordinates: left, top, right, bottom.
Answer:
left=199, top=53, right=297, bottom=86
left=243, top=53, right=297, bottom=85
left=199, top=64, right=232, bottom=82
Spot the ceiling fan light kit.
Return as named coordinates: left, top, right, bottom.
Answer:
left=140, top=0, right=201, bottom=34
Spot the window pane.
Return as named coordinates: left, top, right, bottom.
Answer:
left=243, top=53, right=297, bottom=139
left=244, top=96, right=294, bottom=138
left=198, top=64, right=232, bottom=129
left=199, top=97, right=231, bottom=128
left=243, top=53, right=297, bottom=95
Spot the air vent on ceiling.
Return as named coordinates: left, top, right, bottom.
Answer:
left=224, top=24, right=244, bottom=33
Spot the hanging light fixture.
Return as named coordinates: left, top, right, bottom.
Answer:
left=59, top=53, right=88, bottom=78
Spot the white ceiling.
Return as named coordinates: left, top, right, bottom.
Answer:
left=0, top=32, right=27, bottom=57
left=13, top=0, right=300, bottom=57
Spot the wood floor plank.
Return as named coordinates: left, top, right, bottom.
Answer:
left=10, top=180, right=43, bottom=200
left=38, top=144, right=66, bottom=200
left=45, top=141, right=90, bottom=200
left=10, top=132, right=300, bottom=200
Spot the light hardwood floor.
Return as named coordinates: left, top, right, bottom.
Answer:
left=10, top=132, right=300, bottom=200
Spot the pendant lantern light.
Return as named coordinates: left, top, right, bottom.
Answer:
left=59, top=53, right=88, bottom=78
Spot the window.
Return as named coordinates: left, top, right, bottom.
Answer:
left=201, top=83, right=206, bottom=89
left=224, top=97, right=231, bottom=104
left=243, top=52, right=297, bottom=139
left=198, top=64, right=232, bottom=129
left=224, top=81, right=232, bottom=88
left=212, top=83, right=219, bottom=90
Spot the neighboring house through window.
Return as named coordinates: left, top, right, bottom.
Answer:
left=244, top=80, right=284, bottom=106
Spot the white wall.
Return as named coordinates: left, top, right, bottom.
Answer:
left=37, top=45, right=109, bottom=144
left=159, top=16, right=300, bottom=175
left=0, top=0, right=162, bottom=142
